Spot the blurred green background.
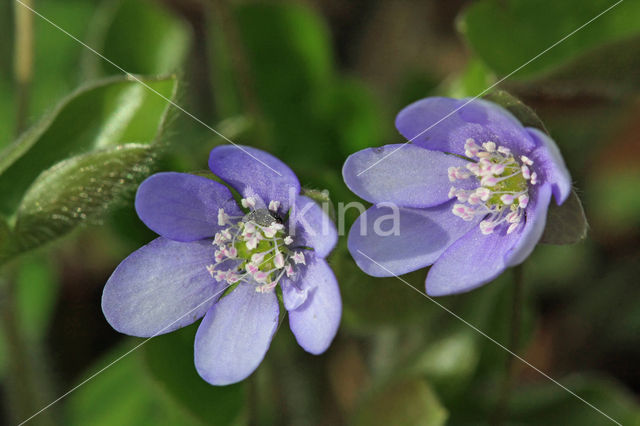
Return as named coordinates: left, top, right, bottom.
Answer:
left=1, top=0, right=639, bottom=424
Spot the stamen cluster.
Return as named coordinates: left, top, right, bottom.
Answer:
left=206, top=197, right=306, bottom=293
left=448, top=139, right=537, bottom=235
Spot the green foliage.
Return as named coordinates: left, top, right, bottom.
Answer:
left=446, top=59, right=495, bottom=99
left=338, top=255, right=433, bottom=330
left=459, top=0, right=640, bottom=79
left=507, top=375, right=640, bottom=425
left=82, top=0, right=190, bottom=79
left=0, top=76, right=176, bottom=261
left=0, top=217, right=10, bottom=264
left=143, top=325, right=247, bottom=426
left=15, top=254, right=59, bottom=342
left=0, top=76, right=176, bottom=217
left=13, top=144, right=154, bottom=253
left=412, top=332, right=479, bottom=392
left=67, top=343, right=201, bottom=426
left=519, top=34, right=640, bottom=98
left=26, top=1, right=97, bottom=138
left=233, top=2, right=334, bottom=162
left=588, top=168, right=640, bottom=234
left=2, top=0, right=640, bottom=424
left=352, top=377, right=448, bottom=426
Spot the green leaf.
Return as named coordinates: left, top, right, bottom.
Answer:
left=508, top=34, right=640, bottom=99
left=321, top=78, right=386, bottom=158
left=459, top=0, right=640, bottom=79
left=12, top=144, right=154, bottom=253
left=234, top=2, right=335, bottom=163
left=483, top=89, right=548, bottom=133
left=352, top=378, right=448, bottom=426
left=540, top=190, right=588, bottom=245
left=68, top=343, right=201, bottom=426
left=446, top=59, right=495, bottom=98
left=82, top=0, right=190, bottom=79
left=143, top=325, right=247, bottom=425
left=507, top=375, right=640, bottom=425
left=0, top=75, right=177, bottom=217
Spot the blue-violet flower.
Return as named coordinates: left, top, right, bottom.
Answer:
left=343, top=97, right=571, bottom=296
left=102, top=145, right=341, bottom=385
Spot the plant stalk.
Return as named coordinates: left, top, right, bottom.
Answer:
left=14, top=0, right=34, bottom=135
left=492, top=264, right=524, bottom=425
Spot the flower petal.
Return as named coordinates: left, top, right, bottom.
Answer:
left=288, top=256, right=341, bottom=355
left=527, top=128, right=572, bottom=204
left=348, top=201, right=481, bottom=277
left=395, top=97, right=535, bottom=156
left=135, top=172, right=242, bottom=242
left=289, top=195, right=337, bottom=258
left=194, top=283, right=279, bottom=386
left=209, top=145, right=300, bottom=213
left=505, top=182, right=552, bottom=267
left=425, top=225, right=521, bottom=297
left=280, top=279, right=309, bottom=311
left=342, top=144, right=476, bottom=208
left=102, top=238, right=224, bottom=337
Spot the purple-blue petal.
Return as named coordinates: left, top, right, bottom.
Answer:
left=135, top=172, right=242, bottom=242
left=288, top=195, right=337, bottom=258
left=342, top=144, right=477, bottom=208
left=505, top=182, right=552, bottom=267
left=395, top=97, right=536, bottom=156
left=281, top=279, right=309, bottom=311
left=527, top=128, right=572, bottom=205
left=194, top=283, right=279, bottom=385
left=102, top=238, right=224, bottom=337
left=425, top=225, right=522, bottom=297
left=348, top=201, right=481, bottom=277
left=209, top=145, right=300, bottom=213
left=288, top=256, right=341, bottom=355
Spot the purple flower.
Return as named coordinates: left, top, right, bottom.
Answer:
left=102, top=145, right=341, bottom=385
left=343, top=97, right=571, bottom=296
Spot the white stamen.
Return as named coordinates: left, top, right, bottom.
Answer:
left=521, top=155, right=533, bottom=166
left=217, top=208, right=229, bottom=226
left=268, top=200, right=280, bottom=212
left=482, top=141, right=496, bottom=152
left=241, top=197, right=256, bottom=209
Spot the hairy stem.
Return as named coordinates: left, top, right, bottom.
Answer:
left=492, top=264, right=524, bottom=425
left=13, top=0, right=34, bottom=135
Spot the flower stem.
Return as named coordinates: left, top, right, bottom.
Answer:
left=492, top=264, right=524, bottom=425
left=13, top=0, right=34, bottom=135
left=0, top=270, right=56, bottom=426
